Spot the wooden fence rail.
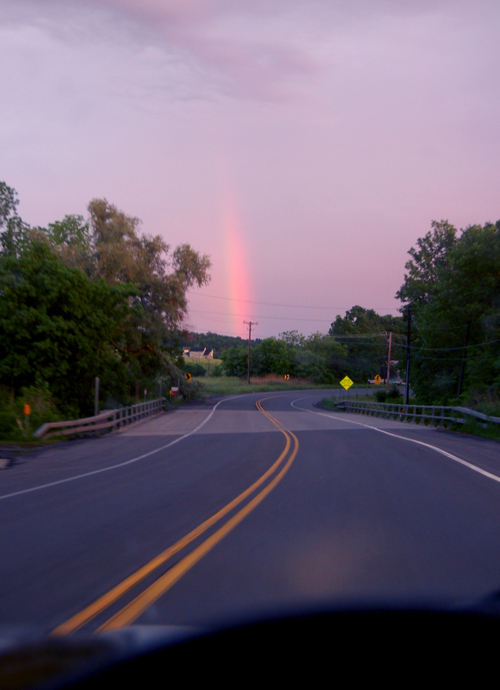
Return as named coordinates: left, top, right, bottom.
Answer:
left=34, top=398, right=166, bottom=440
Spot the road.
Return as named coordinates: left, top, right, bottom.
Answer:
left=1, top=390, right=500, bottom=634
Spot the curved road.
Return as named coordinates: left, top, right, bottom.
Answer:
left=1, top=390, right=500, bottom=633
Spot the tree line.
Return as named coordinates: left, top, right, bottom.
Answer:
left=220, top=219, right=500, bottom=410
left=221, top=311, right=403, bottom=384
left=1, top=177, right=497, bottom=430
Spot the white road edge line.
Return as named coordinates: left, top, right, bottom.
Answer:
left=290, top=396, right=500, bottom=485
left=0, top=395, right=246, bottom=501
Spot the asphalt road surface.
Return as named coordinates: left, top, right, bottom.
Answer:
left=1, top=390, right=500, bottom=635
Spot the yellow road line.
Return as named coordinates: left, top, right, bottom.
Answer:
left=98, top=424, right=299, bottom=629
left=52, top=396, right=291, bottom=635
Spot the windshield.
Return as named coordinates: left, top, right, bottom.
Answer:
left=1, top=0, right=500, bottom=649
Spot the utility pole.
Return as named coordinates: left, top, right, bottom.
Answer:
left=243, top=321, right=258, bottom=384
left=386, top=331, right=392, bottom=392
left=405, top=306, right=411, bottom=405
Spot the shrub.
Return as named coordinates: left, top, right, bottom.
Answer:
left=184, top=362, right=206, bottom=377
left=387, top=384, right=401, bottom=399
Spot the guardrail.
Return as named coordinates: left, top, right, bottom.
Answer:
left=332, top=400, right=500, bottom=430
left=34, top=398, right=166, bottom=440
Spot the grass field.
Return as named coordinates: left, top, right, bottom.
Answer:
left=196, top=376, right=335, bottom=396
left=196, top=375, right=377, bottom=396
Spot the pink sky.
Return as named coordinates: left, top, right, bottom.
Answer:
left=2, top=1, right=499, bottom=338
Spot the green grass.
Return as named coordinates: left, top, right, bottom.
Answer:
left=454, top=420, right=500, bottom=440
left=196, top=376, right=348, bottom=396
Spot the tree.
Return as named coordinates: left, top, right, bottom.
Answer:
left=222, top=346, right=249, bottom=377
left=396, top=220, right=457, bottom=307
left=278, top=330, right=306, bottom=348
left=86, top=199, right=211, bottom=360
left=329, top=307, right=403, bottom=381
left=0, top=184, right=212, bottom=410
left=0, top=182, right=29, bottom=256
left=302, top=333, right=347, bottom=381
left=397, top=220, right=500, bottom=402
left=0, top=241, right=136, bottom=412
left=252, top=338, right=296, bottom=376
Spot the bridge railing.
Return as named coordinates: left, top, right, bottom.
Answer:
left=332, top=400, right=500, bottom=430
left=33, top=398, right=166, bottom=440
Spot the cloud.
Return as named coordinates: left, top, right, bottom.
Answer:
left=4, top=0, right=497, bottom=102
left=1, top=0, right=322, bottom=101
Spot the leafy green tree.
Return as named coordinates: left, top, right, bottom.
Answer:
left=396, top=220, right=457, bottom=307
left=397, top=220, right=500, bottom=403
left=222, top=346, right=249, bottom=377
left=0, top=182, right=29, bottom=256
left=0, top=184, right=211, bottom=411
left=302, top=333, right=347, bottom=381
left=293, top=349, right=329, bottom=382
left=0, top=241, right=136, bottom=412
left=253, top=338, right=295, bottom=376
left=86, top=199, right=211, bottom=372
left=329, top=307, right=403, bottom=381
left=278, top=330, right=306, bottom=348
left=220, top=332, right=346, bottom=383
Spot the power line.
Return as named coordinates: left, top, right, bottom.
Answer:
left=188, top=308, right=333, bottom=323
left=332, top=332, right=390, bottom=339
left=188, top=291, right=399, bottom=313
left=409, top=352, right=498, bottom=362
left=392, top=337, right=500, bottom=352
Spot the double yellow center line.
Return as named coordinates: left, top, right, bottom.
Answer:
left=52, top=396, right=298, bottom=634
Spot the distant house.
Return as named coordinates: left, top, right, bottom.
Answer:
left=183, top=347, right=214, bottom=359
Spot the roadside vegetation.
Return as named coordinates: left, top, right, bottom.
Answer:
left=0, top=182, right=210, bottom=439
left=396, top=220, right=500, bottom=414
left=1, top=180, right=498, bottom=441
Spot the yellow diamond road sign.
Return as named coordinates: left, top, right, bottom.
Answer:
left=340, top=376, right=353, bottom=390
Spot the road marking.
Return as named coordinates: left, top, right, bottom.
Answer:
left=99, top=427, right=299, bottom=630
left=290, top=397, right=500, bottom=485
left=52, top=395, right=298, bottom=634
left=0, top=395, right=246, bottom=502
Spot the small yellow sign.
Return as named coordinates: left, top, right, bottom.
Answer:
left=374, top=374, right=382, bottom=385
left=284, top=374, right=290, bottom=380
left=24, top=404, right=31, bottom=415
left=340, top=376, right=353, bottom=390
left=185, top=373, right=192, bottom=381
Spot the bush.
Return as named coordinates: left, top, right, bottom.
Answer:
left=0, top=380, right=65, bottom=441
left=387, top=384, right=401, bottom=399
left=184, top=362, right=206, bottom=377
left=0, top=411, right=16, bottom=436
